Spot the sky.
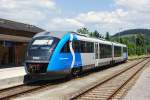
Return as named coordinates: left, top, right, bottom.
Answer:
left=0, top=0, right=150, bottom=35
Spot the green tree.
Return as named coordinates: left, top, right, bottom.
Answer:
left=77, top=28, right=104, bottom=39
left=136, top=33, right=144, bottom=47
left=92, top=30, right=104, bottom=39
left=105, top=32, right=110, bottom=40
left=92, top=30, right=100, bottom=38
left=77, top=27, right=89, bottom=34
left=135, top=33, right=144, bottom=55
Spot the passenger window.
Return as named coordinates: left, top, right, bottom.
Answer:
left=123, top=47, right=127, bottom=52
left=73, top=40, right=94, bottom=53
left=99, top=44, right=112, bottom=58
left=114, top=46, right=121, bottom=57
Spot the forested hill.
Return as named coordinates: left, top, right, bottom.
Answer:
left=111, top=29, right=150, bottom=56
left=113, top=29, right=150, bottom=38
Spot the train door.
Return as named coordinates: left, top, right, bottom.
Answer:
left=94, top=42, right=99, bottom=66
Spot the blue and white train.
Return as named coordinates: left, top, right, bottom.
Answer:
left=25, top=31, right=128, bottom=78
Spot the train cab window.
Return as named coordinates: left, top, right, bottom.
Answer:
left=114, top=46, right=121, bottom=57
left=30, top=37, right=59, bottom=50
left=61, top=41, right=70, bottom=53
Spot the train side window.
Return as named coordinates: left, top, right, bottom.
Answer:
left=81, top=41, right=86, bottom=53
left=73, top=41, right=94, bottom=53
left=81, top=41, right=94, bottom=53
left=123, top=47, right=127, bottom=52
left=114, top=46, right=121, bottom=57
left=100, top=44, right=112, bottom=58
left=90, top=42, right=94, bottom=53
left=99, top=44, right=101, bottom=58
left=61, top=41, right=70, bottom=53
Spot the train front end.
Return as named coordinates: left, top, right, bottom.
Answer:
left=25, top=32, right=60, bottom=78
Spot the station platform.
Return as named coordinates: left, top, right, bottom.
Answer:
left=123, top=64, right=150, bottom=100
left=0, top=67, right=26, bottom=90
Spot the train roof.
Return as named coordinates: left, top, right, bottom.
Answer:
left=33, top=31, right=127, bottom=47
left=112, top=42, right=127, bottom=47
left=76, top=35, right=112, bottom=45
left=33, top=31, right=71, bottom=39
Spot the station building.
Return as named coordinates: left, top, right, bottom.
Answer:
left=0, top=18, right=44, bottom=67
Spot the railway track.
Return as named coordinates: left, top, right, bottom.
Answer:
left=0, top=58, right=148, bottom=100
left=0, top=78, right=67, bottom=100
left=71, top=58, right=150, bottom=100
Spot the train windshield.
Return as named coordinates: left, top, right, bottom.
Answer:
left=26, top=36, right=59, bottom=61
left=29, top=37, right=59, bottom=50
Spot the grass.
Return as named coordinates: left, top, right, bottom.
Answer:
left=128, top=55, right=150, bottom=60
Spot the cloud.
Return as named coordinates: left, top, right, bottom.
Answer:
left=43, top=9, right=128, bottom=33
left=46, top=18, right=84, bottom=31
left=0, top=0, right=150, bottom=34
left=115, top=0, right=150, bottom=28
left=0, top=0, right=57, bottom=25
left=0, top=0, right=84, bottom=31
left=116, top=0, right=150, bottom=12
left=76, top=9, right=128, bottom=24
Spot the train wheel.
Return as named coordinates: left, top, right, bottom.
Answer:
left=71, top=67, right=82, bottom=78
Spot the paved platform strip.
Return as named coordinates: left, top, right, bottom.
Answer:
left=0, top=67, right=26, bottom=90
left=123, top=59, right=150, bottom=100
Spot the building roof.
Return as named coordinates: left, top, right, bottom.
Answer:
left=0, top=34, right=31, bottom=42
left=0, top=18, right=44, bottom=33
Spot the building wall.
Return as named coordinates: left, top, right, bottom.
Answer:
left=15, top=43, right=27, bottom=66
left=0, top=41, right=28, bottom=66
left=0, top=45, right=9, bottom=65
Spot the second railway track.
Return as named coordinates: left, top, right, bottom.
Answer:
left=71, top=58, right=150, bottom=100
left=0, top=78, right=67, bottom=100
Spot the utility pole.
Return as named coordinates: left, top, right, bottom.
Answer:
left=119, top=28, right=122, bottom=43
left=143, top=33, right=146, bottom=55
left=134, top=35, right=137, bottom=55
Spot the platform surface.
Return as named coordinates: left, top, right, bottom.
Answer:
left=0, top=67, right=26, bottom=80
left=0, top=66, right=26, bottom=89
left=123, top=63, right=150, bottom=100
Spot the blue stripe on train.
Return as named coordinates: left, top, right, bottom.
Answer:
left=47, top=33, right=82, bottom=71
